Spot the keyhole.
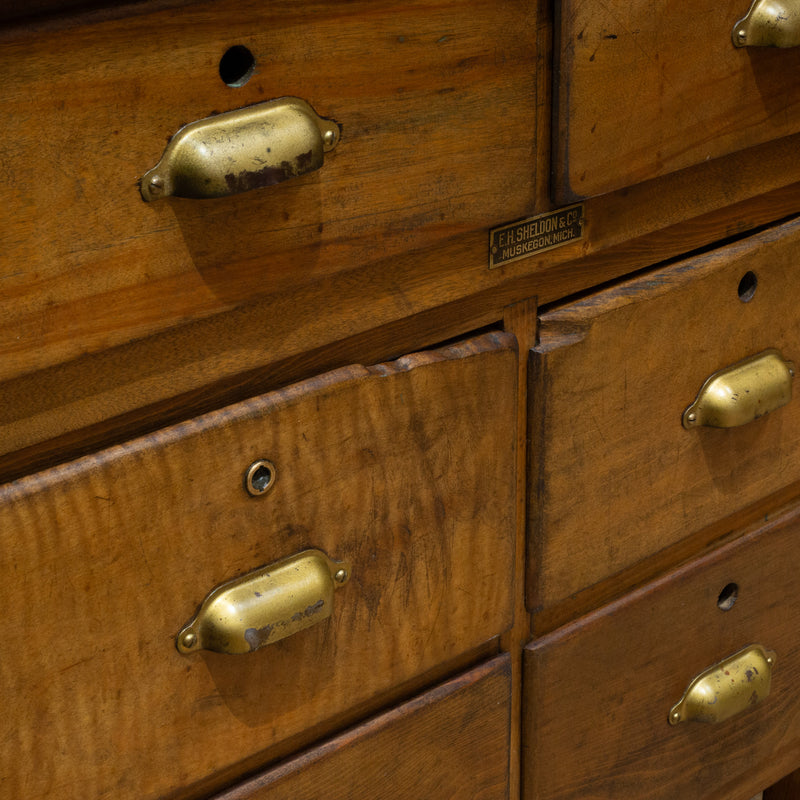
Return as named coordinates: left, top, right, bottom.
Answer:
left=738, top=271, right=757, bottom=303
left=220, top=45, right=256, bottom=87
left=717, top=582, right=739, bottom=611
left=244, top=460, right=276, bottom=496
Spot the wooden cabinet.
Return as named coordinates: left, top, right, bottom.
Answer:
left=529, top=217, right=800, bottom=616
left=1, top=333, right=516, bottom=800
left=553, top=0, right=800, bottom=201
left=3, top=1, right=800, bottom=799
left=0, top=0, right=538, bottom=462
left=524, top=497, right=800, bottom=799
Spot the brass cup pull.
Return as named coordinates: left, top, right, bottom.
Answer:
left=141, top=97, right=339, bottom=201
left=176, top=549, right=351, bottom=655
left=683, top=349, right=794, bottom=429
left=669, top=645, right=776, bottom=725
left=733, top=0, right=800, bottom=47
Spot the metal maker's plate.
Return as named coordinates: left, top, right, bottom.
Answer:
left=489, top=204, right=584, bottom=269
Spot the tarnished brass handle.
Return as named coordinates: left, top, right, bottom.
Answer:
left=733, top=0, right=800, bottom=47
left=669, top=645, right=776, bottom=725
left=141, top=97, right=339, bottom=201
left=176, top=549, right=350, bottom=655
left=683, top=349, right=794, bottom=429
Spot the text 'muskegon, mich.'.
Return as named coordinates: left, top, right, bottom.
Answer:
left=489, top=204, right=584, bottom=269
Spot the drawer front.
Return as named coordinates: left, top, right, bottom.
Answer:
left=553, top=0, right=800, bottom=201
left=524, top=497, right=800, bottom=800
left=530, top=218, right=800, bottom=613
left=0, top=0, right=536, bottom=385
left=0, top=332, right=516, bottom=800
left=214, top=655, right=511, bottom=800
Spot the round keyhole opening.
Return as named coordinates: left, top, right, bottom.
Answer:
left=245, top=460, right=276, bottom=496
left=738, top=271, right=757, bottom=303
left=220, top=45, right=256, bottom=87
left=717, top=582, right=739, bottom=611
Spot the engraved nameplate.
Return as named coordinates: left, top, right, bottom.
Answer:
left=489, top=204, right=584, bottom=269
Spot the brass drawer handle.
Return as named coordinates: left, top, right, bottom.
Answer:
left=141, top=97, right=339, bottom=201
left=176, top=549, right=350, bottom=655
left=733, top=0, right=800, bottom=47
left=683, top=349, right=794, bottom=429
left=669, top=645, right=776, bottom=725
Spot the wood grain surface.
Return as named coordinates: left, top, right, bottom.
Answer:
left=524, top=496, right=800, bottom=800
left=529, top=216, right=800, bottom=615
left=0, top=332, right=516, bottom=800
left=554, top=0, right=800, bottom=200
left=0, top=0, right=537, bottom=385
left=3, top=3, right=800, bottom=478
left=214, top=655, right=511, bottom=800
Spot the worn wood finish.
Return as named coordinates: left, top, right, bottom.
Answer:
left=0, top=0, right=537, bottom=385
left=0, top=332, right=517, bottom=800
left=531, top=477, right=800, bottom=636
left=529, top=216, right=800, bottom=614
left=3, top=178, right=800, bottom=483
left=553, top=0, right=800, bottom=201
left=524, top=497, right=800, bottom=800
left=5, top=0, right=800, bottom=476
left=213, top=655, right=511, bottom=800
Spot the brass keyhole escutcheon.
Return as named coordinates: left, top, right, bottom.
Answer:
left=244, top=460, right=277, bottom=497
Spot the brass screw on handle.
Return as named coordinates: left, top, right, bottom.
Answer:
left=148, top=175, right=164, bottom=195
left=334, top=569, right=349, bottom=584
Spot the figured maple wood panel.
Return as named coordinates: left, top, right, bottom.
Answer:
left=553, top=0, right=800, bottom=201
left=215, top=655, right=511, bottom=800
left=0, top=332, right=517, bottom=800
left=524, top=497, right=800, bottom=799
left=529, top=217, right=800, bottom=613
left=0, top=0, right=536, bottom=384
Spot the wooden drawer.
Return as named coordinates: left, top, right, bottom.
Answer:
left=213, top=655, right=511, bottom=800
left=529, top=217, right=800, bottom=615
left=524, top=495, right=800, bottom=800
left=0, top=332, right=516, bottom=800
left=0, top=0, right=536, bottom=387
left=553, top=0, right=800, bottom=201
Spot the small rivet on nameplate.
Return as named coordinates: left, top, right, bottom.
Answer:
left=148, top=175, right=164, bottom=194
left=334, top=569, right=348, bottom=584
left=323, top=129, right=337, bottom=147
left=180, top=630, right=197, bottom=649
